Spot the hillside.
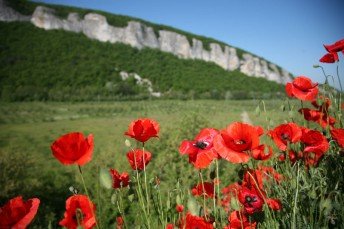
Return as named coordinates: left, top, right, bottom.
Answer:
left=0, top=0, right=288, bottom=101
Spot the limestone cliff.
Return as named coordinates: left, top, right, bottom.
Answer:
left=0, top=0, right=293, bottom=84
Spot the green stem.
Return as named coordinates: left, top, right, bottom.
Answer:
left=199, top=171, right=208, bottom=221
left=78, top=165, right=100, bottom=229
left=215, top=159, right=223, bottom=226
left=142, top=143, right=151, bottom=214
left=131, top=147, right=150, bottom=228
left=117, top=189, right=128, bottom=229
left=292, top=162, right=300, bottom=229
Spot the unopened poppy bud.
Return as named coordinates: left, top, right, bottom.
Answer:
left=313, top=64, right=320, bottom=68
left=125, top=139, right=131, bottom=147
left=176, top=204, right=184, bottom=213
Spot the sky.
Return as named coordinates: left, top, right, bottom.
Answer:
left=35, top=0, right=344, bottom=89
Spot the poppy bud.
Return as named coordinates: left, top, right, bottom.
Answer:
left=176, top=204, right=184, bottom=213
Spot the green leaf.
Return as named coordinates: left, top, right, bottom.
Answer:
left=187, top=197, right=199, bottom=215
left=176, top=194, right=182, bottom=205
left=99, top=168, right=112, bottom=189
left=128, top=194, right=135, bottom=202
left=111, top=193, right=117, bottom=204
left=230, top=197, right=240, bottom=211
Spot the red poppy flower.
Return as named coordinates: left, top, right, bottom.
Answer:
left=330, top=128, right=344, bottom=148
left=268, top=123, right=302, bottom=151
left=301, top=128, right=329, bottom=166
left=116, top=216, right=124, bottom=229
left=179, top=128, right=219, bottom=169
left=214, top=122, right=261, bottom=163
left=125, top=118, right=159, bottom=143
left=320, top=52, right=339, bottom=63
left=251, top=144, right=273, bottom=161
left=166, top=223, right=174, bottom=229
left=0, top=196, right=40, bottom=229
left=242, top=169, right=264, bottom=191
left=226, top=210, right=257, bottom=229
left=324, top=39, right=344, bottom=53
left=299, top=108, right=336, bottom=128
left=176, top=204, right=184, bottom=213
left=266, top=198, right=282, bottom=211
left=109, top=169, right=130, bottom=189
left=259, top=166, right=283, bottom=184
left=312, top=97, right=332, bottom=111
left=51, top=132, right=94, bottom=166
left=285, top=76, right=318, bottom=101
left=59, top=194, right=96, bottom=229
left=181, top=213, right=214, bottom=229
left=191, top=182, right=215, bottom=199
left=238, top=186, right=264, bottom=214
left=301, top=129, right=329, bottom=154
left=126, top=149, right=152, bottom=170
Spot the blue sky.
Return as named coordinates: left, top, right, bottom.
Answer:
left=35, top=0, right=344, bottom=89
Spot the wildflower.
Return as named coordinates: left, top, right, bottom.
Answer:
left=299, top=97, right=336, bottom=128
left=324, top=39, right=344, bottom=53
left=225, top=210, right=256, bottom=229
left=251, top=144, right=273, bottom=161
left=179, top=128, right=219, bottom=169
left=126, top=149, right=152, bottom=170
left=51, top=132, right=94, bottom=166
left=268, top=123, right=302, bottom=151
left=59, top=195, right=96, bottom=229
left=285, top=76, right=318, bottom=101
left=330, top=128, right=344, bottom=148
left=176, top=204, right=184, bottom=213
left=301, top=128, right=329, bottom=166
left=214, top=122, right=261, bottom=163
left=320, top=52, right=339, bottom=63
left=191, top=182, right=215, bottom=199
left=0, top=196, right=40, bottom=229
left=238, top=186, right=264, bottom=214
left=166, top=223, right=174, bottom=229
left=109, top=169, right=130, bottom=189
left=116, top=216, right=124, bottom=229
left=181, top=212, right=214, bottom=229
left=125, top=118, right=159, bottom=143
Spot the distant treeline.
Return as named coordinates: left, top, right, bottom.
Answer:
left=0, top=22, right=285, bottom=101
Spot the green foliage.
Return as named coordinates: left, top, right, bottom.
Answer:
left=0, top=1, right=286, bottom=101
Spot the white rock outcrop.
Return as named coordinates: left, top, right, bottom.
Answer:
left=1, top=2, right=293, bottom=84
left=0, top=0, right=30, bottom=21
left=119, top=71, right=161, bottom=97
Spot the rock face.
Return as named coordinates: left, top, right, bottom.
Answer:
left=0, top=0, right=30, bottom=21
left=1, top=2, right=293, bottom=84
left=119, top=71, right=161, bottom=97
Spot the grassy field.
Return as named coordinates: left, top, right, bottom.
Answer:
left=0, top=99, right=299, bottom=227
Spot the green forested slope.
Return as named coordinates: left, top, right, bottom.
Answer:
left=0, top=0, right=286, bottom=101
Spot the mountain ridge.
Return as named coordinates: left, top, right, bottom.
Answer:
left=0, top=0, right=290, bottom=101
left=1, top=0, right=292, bottom=84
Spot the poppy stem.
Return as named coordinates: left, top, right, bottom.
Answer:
left=142, top=143, right=151, bottom=215
left=116, top=189, right=128, bottom=229
left=198, top=171, right=208, bottom=221
left=131, top=147, right=150, bottom=228
left=292, top=162, right=300, bottom=229
left=336, top=64, right=343, bottom=128
left=78, top=165, right=101, bottom=229
left=215, top=159, right=224, bottom=226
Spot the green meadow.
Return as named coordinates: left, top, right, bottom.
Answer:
left=0, top=99, right=297, bottom=227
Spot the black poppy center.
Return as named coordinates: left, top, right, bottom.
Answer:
left=281, top=133, right=290, bottom=141
left=73, top=208, right=85, bottom=222
left=245, top=195, right=257, bottom=203
left=194, top=141, right=208, bottom=150
left=235, top=140, right=246, bottom=145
